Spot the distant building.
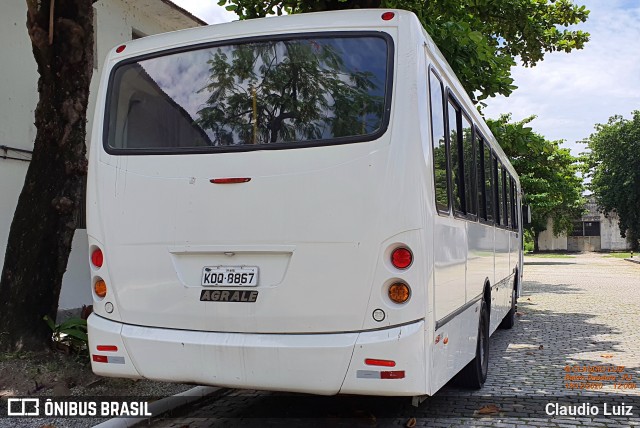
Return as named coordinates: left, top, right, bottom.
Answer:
left=0, top=0, right=205, bottom=317
left=538, top=196, right=631, bottom=252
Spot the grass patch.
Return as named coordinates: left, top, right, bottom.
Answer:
left=524, top=252, right=575, bottom=258
left=604, top=252, right=633, bottom=259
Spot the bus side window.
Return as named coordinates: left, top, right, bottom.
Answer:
left=484, top=143, right=494, bottom=223
left=447, top=100, right=462, bottom=214
left=476, top=132, right=486, bottom=220
left=504, top=169, right=512, bottom=228
left=510, top=177, right=518, bottom=230
left=494, top=157, right=502, bottom=226
left=428, top=70, right=449, bottom=213
left=462, top=114, right=475, bottom=216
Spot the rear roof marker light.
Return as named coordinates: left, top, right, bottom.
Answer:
left=381, top=12, right=395, bottom=21
left=116, top=45, right=126, bottom=53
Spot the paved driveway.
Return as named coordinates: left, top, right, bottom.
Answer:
left=150, top=253, right=640, bottom=427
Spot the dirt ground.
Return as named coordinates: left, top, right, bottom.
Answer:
left=0, top=350, right=191, bottom=398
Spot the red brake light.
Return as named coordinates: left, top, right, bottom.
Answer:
left=381, top=12, right=395, bottom=21
left=210, top=178, right=251, bottom=184
left=91, top=248, right=104, bottom=268
left=391, top=247, right=412, bottom=269
left=365, top=358, right=396, bottom=367
left=97, top=345, right=118, bottom=352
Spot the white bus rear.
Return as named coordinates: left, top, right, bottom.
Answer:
left=87, top=9, right=523, bottom=397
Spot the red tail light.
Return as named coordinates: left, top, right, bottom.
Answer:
left=210, top=178, right=251, bottom=184
left=365, top=358, right=396, bottom=367
left=391, top=247, right=412, bottom=269
left=97, top=345, right=118, bottom=352
left=91, top=248, right=104, bottom=268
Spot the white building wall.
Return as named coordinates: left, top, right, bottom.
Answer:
left=538, top=218, right=568, bottom=251
left=600, top=212, right=630, bottom=251
left=0, top=0, right=203, bottom=311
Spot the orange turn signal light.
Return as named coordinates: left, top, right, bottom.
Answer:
left=388, top=283, right=410, bottom=304
left=94, top=279, right=107, bottom=298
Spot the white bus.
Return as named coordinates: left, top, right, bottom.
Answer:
left=87, top=9, right=524, bottom=398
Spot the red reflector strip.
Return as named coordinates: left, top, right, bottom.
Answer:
left=210, top=178, right=251, bottom=184
left=92, top=355, right=108, bottom=363
left=365, top=358, right=396, bottom=367
left=97, top=345, right=118, bottom=352
left=380, top=370, right=405, bottom=379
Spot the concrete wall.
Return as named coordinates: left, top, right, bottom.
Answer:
left=537, top=212, right=631, bottom=253
left=600, top=212, right=630, bottom=251
left=0, top=0, right=202, bottom=312
left=538, top=218, right=568, bottom=251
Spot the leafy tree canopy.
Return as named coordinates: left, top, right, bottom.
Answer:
left=585, top=112, right=640, bottom=250
left=488, top=114, right=585, bottom=251
left=218, top=0, right=590, bottom=102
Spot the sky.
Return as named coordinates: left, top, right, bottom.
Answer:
left=172, top=0, right=640, bottom=156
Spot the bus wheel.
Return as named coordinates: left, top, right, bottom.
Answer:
left=499, top=287, right=517, bottom=330
left=459, top=299, right=489, bottom=389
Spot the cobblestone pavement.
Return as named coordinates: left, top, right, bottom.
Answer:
left=148, top=253, right=640, bottom=427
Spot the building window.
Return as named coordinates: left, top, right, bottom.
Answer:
left=584, top=221, right=601, bottom=236
left=571, top=221, right=601, bottom=237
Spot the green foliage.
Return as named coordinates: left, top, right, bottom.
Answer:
left=487, top=114, right=585, bottom=250
left=43, top=316, right=88, bottom=355
left=523, top=229, right=534, bottom=252
left=585, top=112, right=640, bottom=251
left=217, top=0, right=589, bottom=102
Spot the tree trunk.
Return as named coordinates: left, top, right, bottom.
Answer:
left=0, top=0, right=94, bottom=351
left=533, top=231, right=540, bottom=253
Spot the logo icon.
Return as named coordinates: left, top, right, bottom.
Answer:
left=7, top=398, right=40, bottom=416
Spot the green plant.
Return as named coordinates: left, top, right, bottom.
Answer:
left=523, top=230, right=535, bottom=253
left=43, top=316, right=88, bottom=355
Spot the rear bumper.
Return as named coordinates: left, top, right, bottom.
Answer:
left=88, top=314, right=426, bottom=396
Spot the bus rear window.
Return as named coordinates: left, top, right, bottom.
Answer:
left=105, top=34, right=391, bottom=153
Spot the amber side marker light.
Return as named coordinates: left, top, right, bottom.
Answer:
left=388, top=283, right=410, bottom=304
left=94, top=280, right=107, bottom=298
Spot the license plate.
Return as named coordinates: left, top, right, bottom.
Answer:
left=201, top=266, right=258, bottom=286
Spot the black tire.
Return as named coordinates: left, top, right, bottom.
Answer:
left=458, top=299, right=489, bottom=389
left=499, top=287, right=517, bottom=329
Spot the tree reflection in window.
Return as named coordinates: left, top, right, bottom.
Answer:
left=196, top=37, right=387, bottom=146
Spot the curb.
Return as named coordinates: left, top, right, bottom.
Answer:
left=625, top=258, right=640, bottom=265
left=93, top=386, right=224, bottom=428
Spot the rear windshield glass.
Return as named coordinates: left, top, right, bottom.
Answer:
left=105, top=34, right=391, bottom=153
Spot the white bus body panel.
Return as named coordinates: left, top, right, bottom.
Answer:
left=87, top=9, right=522, bottom=397
left=89, top=314, right=426, bottom=395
